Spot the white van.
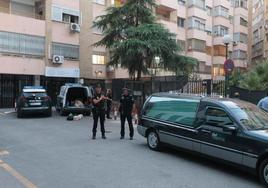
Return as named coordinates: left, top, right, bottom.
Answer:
left=56, top=83, right=93, bottom=116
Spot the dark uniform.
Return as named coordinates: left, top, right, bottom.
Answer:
left=106, top=93, right=112, bottom=119
left=120, top=94, right=134, bottom=139
left=92, top=93, right=106, bottom=138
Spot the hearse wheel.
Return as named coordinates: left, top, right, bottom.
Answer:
left=259, top=158, right=268, bottom=186
left=147, top=130, right=161, bottom=151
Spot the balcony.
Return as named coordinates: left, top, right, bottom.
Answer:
left=0, top=12, right=45, bottom=36
left=187, top=6, right=207, bottom=20
left=187, top=29, right=207, bottom=40
left=213, top=16, right=231, bottom=28
left=156, top=0, right=177, bottom=10
left=157, top=19, right=177, bottom=35
left=187, top=51, right=207, bottom=62
left=0, top=0, right=46, bottom=20
left=156, top=3, right=177, bottom=23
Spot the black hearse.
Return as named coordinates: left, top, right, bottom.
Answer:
left=138, top=93, right=268, bottom=186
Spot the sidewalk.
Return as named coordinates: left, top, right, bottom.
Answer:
left=0, top=108, right=15, bottom=114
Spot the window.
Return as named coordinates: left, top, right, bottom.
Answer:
left=188, top=17, right=206, bottom=31
left=213, top=25, right=228, bottom=36
left=253, top=29, right=260, bottom=44
left=52, top=43, right=79, bottom=60
left=144, top=96, right=199, bottom=127
left=62, top=13, right=79, bottom=24
left=52, top=5, right=80, bottom=24
left=11, top=1, right=34, bottom=18
left=177, top=40, right=186, bottom=51
left=177, top=17, right=185, bottom=28
left=93, top=0, right=106, bottom=5
left=232, top=50, right=247, bottom=60
left=92, top=53, right=106, bottom=64
left=187, top=39, right=206, bottom=52
left=252, top=41, right=263, bottom=57
left=231, top=0, right=248, bottom=9
left=233, top=32, right=248, bottom=43
left=178, top=0, right=186, bottom=5
left=205, top=108, right=233, bottom=126
left=188, top=0, right=205, bottom=10
left=0, top=31, right=45, bottom=56
left=240, top=17, right=248, bottom=27
left=214, top=6, right=229, bottom=18
left=213, top=66, right=225, bottom=77
left=92, top=26, right=103, bottom=35
left=206, top=6, right=212, bottom=16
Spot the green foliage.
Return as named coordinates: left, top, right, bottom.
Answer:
left=229, top=70, right=242, bottom=87
left=233, top=60, right=268, bottom=91
left=93, top=0, right=195, bottom=80
left=165, top=54, right=198, bottom=76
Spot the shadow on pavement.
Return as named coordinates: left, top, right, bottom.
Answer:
left=136, top=142, right=261, bottom=186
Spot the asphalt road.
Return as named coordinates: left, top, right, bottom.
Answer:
left=0, top=109, right=264, bottom=188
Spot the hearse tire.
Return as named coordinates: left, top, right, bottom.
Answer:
left=147, top=130, right=161, bottom=151
left=259, top=158, right=268, bottom=187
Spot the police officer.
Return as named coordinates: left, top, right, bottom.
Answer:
left=119, top=88, right=134, bottom=140
left=92, top=84, right=107, bottom=139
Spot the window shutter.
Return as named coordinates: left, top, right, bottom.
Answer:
left=52, top=6, right=62, bottom=21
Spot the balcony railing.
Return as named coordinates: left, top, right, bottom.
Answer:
left=0, top=0, right=45, bottom=20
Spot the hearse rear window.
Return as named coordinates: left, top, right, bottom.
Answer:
left=144, top=96, right=199, bottom=127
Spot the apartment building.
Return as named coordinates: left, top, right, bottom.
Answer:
left=155, top=0, right=249, bottom=80
left=250, top=0, right=268, bottom=62
left=0, top=0, right=249, bottom=107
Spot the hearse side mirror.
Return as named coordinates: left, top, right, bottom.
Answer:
left=223, top=126, right=237, bottom=133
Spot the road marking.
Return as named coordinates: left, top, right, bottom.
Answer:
left=4, top=111, right=15, bottom=114
left=0, top=159, right=37, bottom=188
left=0, top=150, right=9, bottom=156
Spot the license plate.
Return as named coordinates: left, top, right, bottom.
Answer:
left=30, top=103, right=41, bottom=106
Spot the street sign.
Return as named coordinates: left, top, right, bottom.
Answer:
left=224, top=59, right=234, bottom=74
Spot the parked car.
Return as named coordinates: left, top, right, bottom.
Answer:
left=257, top=96, right=268, bottom=112
left=138, top=93, right=268, bottom=186
left=16, top=86, right=52, bottom=118
left=56, top=83, right=93, bottom=116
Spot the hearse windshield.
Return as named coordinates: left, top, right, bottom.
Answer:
left=223, top=101, right=268, bottom=130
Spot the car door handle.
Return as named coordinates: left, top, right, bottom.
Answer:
left=201, top=130, right=212, bottom=134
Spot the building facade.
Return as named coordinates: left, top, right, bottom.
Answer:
left=155, top=0, right=249, bottom=80
left=250, top=0, right=268, bottom=62
left=0, top=0, right=249, bottom=107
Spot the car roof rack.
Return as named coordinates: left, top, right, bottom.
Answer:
left=23, top=86, right=44, bottom=89
left=64, top=83, right=82, bottom=86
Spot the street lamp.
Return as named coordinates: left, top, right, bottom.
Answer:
left=222, top=34, right=233, bottom=98
left=223, top=35, right=232, bottom=60
left=149, top=57, right=160, bottom=93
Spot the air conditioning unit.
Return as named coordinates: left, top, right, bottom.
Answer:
left=233, top=41, right=238, bottom=46
left=70, top=23, right=80, bottom=33
left=52, top=55, right=64, bottom=64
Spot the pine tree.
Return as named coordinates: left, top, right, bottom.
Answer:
left=93, top=0, right=197, bottom=80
